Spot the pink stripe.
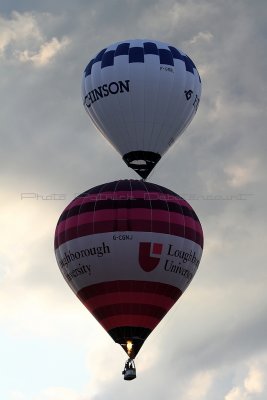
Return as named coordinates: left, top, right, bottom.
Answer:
left=62, top=191, right=193, bottom=211
left=183, top=215, right=199, bottom=230
left=55, top=220, right=203, bottom=249
left=56, top=208, right=202, bottom=236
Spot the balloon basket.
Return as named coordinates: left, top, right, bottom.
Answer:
left=122, top=359, right=136, bottom=381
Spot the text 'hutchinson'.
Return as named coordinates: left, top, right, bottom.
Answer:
left=84, top=80, right=130, bottom=108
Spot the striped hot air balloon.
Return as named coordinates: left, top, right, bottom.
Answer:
left=54, top=180, right=203, bottom=360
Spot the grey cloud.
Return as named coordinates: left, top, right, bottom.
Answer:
left=1, top=1, right=267, bottom=398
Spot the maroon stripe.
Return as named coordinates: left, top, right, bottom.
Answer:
left=92, top=303, right=167, bottom=322
left=99, top=314, right=159, bottom=331
left=77, top=280, right=182, bottom=302
left=81, top=292, right=176, bottom=314
left=55, top=220, right=203, bottom=249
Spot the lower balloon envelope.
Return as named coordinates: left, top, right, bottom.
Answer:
left=54, top=180, right=204, bottom=358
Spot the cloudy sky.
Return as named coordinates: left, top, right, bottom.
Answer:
left=1, top=0, right=267, bottom=399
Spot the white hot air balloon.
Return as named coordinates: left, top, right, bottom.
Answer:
left=82, top=39, right=201, bottom=178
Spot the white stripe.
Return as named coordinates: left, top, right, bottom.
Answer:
left=55, top=231, right=202, bottom=296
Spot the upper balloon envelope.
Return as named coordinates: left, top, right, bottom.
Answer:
left=82, top=39, right=201, bottom=178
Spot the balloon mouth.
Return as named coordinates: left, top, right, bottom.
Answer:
left=123, top=151, right=161, bottom=179
left=126, top=340, right=133, bottom=356
left=109, top=326, right=152, bottom=358
left=119, top=337, right=145, bottom=359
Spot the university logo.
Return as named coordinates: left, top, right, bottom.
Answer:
left=139, top=242, right=163, bottom=272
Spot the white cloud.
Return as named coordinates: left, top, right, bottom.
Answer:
left=1, top=1, right=267, bottom=399
left=9, top=392, right=27, bottom=400
left=224, top=159, right=259, bottom=188
left=181, top=370, right=215, bottom=400
left=17, top=36, right=70, bottom=66
left=0, top=11, right=69, bottom=65
left=0, top=190, right=75, bottom=336
left=32, top=387, right=86, bottom=400
left=224, top=363, right=265, bottom=400
left=188, top=31, right=214, bottom=45
left=225, top=387, right=247, bottom=400
left=9, top=387, right=89, bottom=400
left=244, top=365, right=264, bottom=394
left=0, top=11, right=42, bottom=55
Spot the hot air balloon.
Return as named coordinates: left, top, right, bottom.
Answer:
left=54, top=180, right=203, bottom=379
left=82, top=39, right=201, bottom=179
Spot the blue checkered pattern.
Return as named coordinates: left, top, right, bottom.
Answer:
left=84, top=41, right=200, bottom=81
